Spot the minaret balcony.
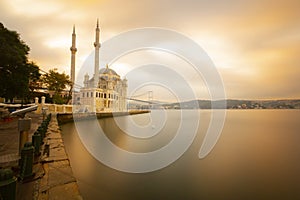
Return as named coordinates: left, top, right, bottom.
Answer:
left=70, top=47, right=77, bottom=52
left=94, top=42, right=101, bottom=48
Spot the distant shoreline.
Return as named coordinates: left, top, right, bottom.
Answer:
left=130, top=99, right=300, bottom=110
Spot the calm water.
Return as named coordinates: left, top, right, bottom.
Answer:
left=61, top=110, right=300, bottom=200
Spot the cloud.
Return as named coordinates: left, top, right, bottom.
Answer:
left=1, top=0, right=300, bottom=99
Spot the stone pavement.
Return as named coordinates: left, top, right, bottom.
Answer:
left=0, top=112, right=82, bottom=200
left=0, top=112, right=42, bottom=168
left=0, top=118, right=22, bottom=168
left=34, top=114, right=82, bottom=200
left=0, top=153, right=20, bottom=168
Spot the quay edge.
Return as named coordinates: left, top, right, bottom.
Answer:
left=57, top=110, right=150, bottom=124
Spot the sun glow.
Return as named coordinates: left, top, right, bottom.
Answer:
left=7, top=0, right=62, bottom=16
left=44, top=37, right=70, bottom=49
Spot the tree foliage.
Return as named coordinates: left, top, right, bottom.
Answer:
left=28, top=62, right=42, bottom=100
left=42, top=69, right=71, bottom=104
left=0, top=22, right=41, bottom=102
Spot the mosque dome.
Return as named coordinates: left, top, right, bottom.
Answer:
left=99, top=64, right=118, bottom=76
left=99, top=68, right=118, bottom=75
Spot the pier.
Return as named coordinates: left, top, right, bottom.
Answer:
left=0, top=97, right=149, bottom=199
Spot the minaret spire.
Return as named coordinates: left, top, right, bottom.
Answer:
left=70, top=25, right=77, bottom=91
left=94, top=19, right=100, bottom=88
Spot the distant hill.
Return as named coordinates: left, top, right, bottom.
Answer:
left=129, top=99, right=300, bottom=109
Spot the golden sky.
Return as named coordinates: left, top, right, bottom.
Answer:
left=1, top=0, right=300, bottom=99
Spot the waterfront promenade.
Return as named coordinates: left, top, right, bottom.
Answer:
left=0, top=107, right=149, bottom=199
left=0, top=112, right=82, bottom=200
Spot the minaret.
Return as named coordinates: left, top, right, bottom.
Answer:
left=94, top=19, right=100, bottom=87
left=70, top=25, right=77, bottom=88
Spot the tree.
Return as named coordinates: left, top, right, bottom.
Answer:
left=0, top=22, right=41, bottom=103
left=27, top=62, right=41, bottom=101
left=42, top=69, right=71, bottom=104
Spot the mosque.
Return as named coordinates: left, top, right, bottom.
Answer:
left=70, top=20, right=128, bottom=112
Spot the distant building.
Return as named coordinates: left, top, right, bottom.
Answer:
left=70, top=20, right=127, bottom=112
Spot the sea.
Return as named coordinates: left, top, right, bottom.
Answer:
left=61, top=110, right=300, bottom=200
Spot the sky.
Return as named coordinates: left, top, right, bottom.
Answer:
left=1, top=0, right=300, bottom=100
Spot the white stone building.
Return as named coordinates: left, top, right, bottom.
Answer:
left=80, top=64, right=127, bottom=112
left=70, top=20, right=127, bottom=112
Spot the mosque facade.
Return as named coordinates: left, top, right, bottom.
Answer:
left=70, top=20, right=127, bottom=112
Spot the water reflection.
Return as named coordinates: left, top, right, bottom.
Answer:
left=99, top=111, right=182, bottom=152
left=61, top=110, right=300, bottom=200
